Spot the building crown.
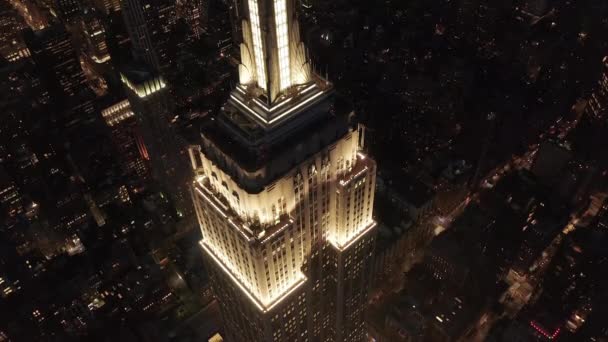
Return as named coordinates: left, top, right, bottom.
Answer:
left=238, top=0, right=312, bottom=105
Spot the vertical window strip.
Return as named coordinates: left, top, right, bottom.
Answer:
left=248, top=0, right=267, bottom=90
left=274, top=0, right=291, bottom=91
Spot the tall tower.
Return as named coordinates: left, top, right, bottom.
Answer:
left=189, top=1, right=377, bottom=341
left=121, top=0, right=175, bottom=74
left=120, top=64, right=192, bottom=215
left=101, top=99, right=150, bottom=184
left=235, top=0, right=312, bottom=105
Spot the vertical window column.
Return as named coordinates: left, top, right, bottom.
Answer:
left=274, top=0, right=290, bottom=90
left=248, top=0, right=267, bottom=90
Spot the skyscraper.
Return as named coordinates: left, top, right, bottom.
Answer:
left=121, top=0, right=191, bottom=215
left=586, top=56, right=608, bottom=123
left=24, top=25, right=95, bottom=127
left=0, top=167, right=24, bottom=223
left=101, top=99, right=150, bottom=184
left=176, top=0, right=207, bottom=39
left=189, top=1, right=377, bottom=341
left=24, top=25, right=86, bottom=101
left=80, top=8, right=111, bottom=64
left=120, top=64, right=191, bottom=215
left=54, top=0, right=81, bottom=23
left=227, top=0, right=243, bottom=47
left=121, top=0, right=175, bottom=74
left=92, top=0, right=121, bottom=15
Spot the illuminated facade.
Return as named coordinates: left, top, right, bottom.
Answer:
left=237, top=0, right=311, bottom=103
left=189, top=1, right=377, bottom=341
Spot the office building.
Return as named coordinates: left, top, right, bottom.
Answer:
left=23, top=25, right=86, bottom=102
left=92, top=0, right=121, bottom=15
left=521, top=0, right=550, bottom=16
left=80, top=8, right=111, bottom=64
left=0, top=167, right=24, bottom=222
left=101, top=99, right=150, bottom=183
left=0, top=3, right=30, bottom=62
left=227, top=0, right=243, bottom=46
left=120, top=64, right=191, bottom=215
left=54, top=0, right=81, bottom=22
left=586, top=56, right=608, bottom=123
left=189, top=0, right=377, bottom=340
left=24, top=25, right=95, bottom=127
left=177, top=0, right=207, bottom=39
left=121, top=0, right=175, bottom=73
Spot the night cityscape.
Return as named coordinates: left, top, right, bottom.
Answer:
left=1, top=0, right=608, bottom=341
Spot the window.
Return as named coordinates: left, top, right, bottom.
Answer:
left=274, top=0, right=290, bottom=90
left=248, top=0, right=267, bottom=89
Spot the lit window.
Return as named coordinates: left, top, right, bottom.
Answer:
left=274, top=0, right=290, bottom=90
left=248, top=0, right=267, bottom=90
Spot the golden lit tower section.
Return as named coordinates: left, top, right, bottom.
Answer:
left=238, top=0, right=311, bottom=102
left=188, top=1, right=377, bottom=341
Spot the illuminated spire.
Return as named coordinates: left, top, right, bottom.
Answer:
left=238, top=0, right=312, bottom=104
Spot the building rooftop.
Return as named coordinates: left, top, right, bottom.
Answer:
left=191, top=91, right=355, bottom=193
left=120, top=63, right=159, bottom=84
left=391, top=175, right=436, bottom=208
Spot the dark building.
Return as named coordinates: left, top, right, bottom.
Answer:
left=530, top=140, right=573, bottom=186
left=120, top=64, right=191, bottom=215
left=378, top=175, right=436, bottom=222
left=0, top=58, right=50, bottom=115
left=55, top=0, right=81, bottom=23
left=177, top=0, right=207, bottom=39
left=367, top=294, right=426, bottom=342
left=24, top=25, right=85, bottom=100
left=0, top=2, right=30, bottom=62
left=586, top=57, right=608, bottom=123
left=101, top=99, right=150, bottom=186
left=424, top=232, right=476, bottom=288
left=121, top=0, right=176, bottom=74
left=24, top=25, right=95, bottom=127
left=520, top=0, right=550, bottom=16
left=0, top=167, right=24, bottom=226
left=92, top=0, right=122, bottom=15
left=80, top=8, right=111, bottom=64
left=226, top=0, right=242, bottom=46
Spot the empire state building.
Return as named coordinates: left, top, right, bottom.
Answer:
left=188, top=0, right=377, bottom=340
